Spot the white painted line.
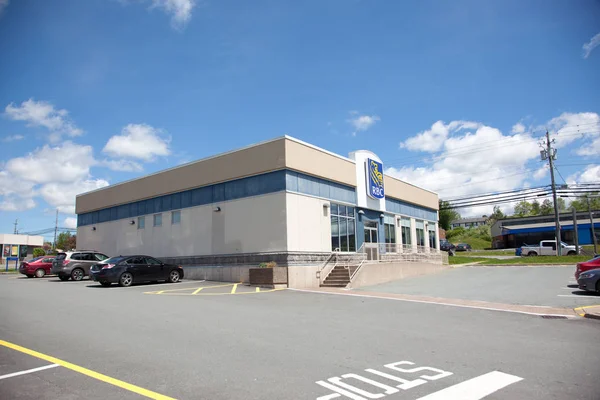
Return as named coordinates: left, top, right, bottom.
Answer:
left=102, top=280, right=206, bottom=289
left=557, top=294, right=600, bottom=299
left=0, top=364, right=59, bottom=380
left=288, top=289, right=576, bottom=318
left=415, top=371, right=523, bottom=400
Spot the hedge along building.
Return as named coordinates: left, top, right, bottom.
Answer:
left=76, top=136, right=441, bottom=288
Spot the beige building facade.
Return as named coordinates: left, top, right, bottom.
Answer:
left=76, top=136, right=440, bottom=287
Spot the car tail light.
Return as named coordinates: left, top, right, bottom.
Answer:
left=101, top=264, right=115, bottom=270
left=63, top=260, right=69, bottom=266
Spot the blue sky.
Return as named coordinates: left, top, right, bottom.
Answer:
left=0, top=0, right=599, bottom=240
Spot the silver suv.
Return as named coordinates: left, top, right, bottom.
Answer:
left=51, top=250, right=109, bottom=281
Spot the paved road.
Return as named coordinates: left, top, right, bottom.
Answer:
left=0, top=275, right=599, bottom=399
left=359, top=265, right=600, bottom=308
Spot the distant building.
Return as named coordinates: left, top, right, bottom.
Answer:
left=491, top=211, right=600, bottom=249
left=0, top=234, right=44, bottom=263
left=450, top=217, right=488, bottom=229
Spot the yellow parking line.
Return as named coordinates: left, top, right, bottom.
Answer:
left=192, top=287, right=204, bottom=294
left=574, top=304, right=600, bottom=310
left=144, top=282, right=234, bottom=294
left=0, top=339, right=176, bottom=400
left=230, top=284, right=238, bottom=294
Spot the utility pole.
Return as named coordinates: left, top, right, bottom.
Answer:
left=542, top=130, right=562, bottom=255
left=588, top=196, right=598, bottom=255
left=53, top=209, right=58, bottom=250
left=572, top=208, right=579, bottom=254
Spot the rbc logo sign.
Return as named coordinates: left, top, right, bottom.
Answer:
left=366, top=158, right=385, bottom=199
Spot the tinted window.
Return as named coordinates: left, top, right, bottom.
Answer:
left=81, top=253, right=96, bottom=261
left=55, top=253, right=67, bottom=261
left=70, top=253, right=82, bottom=260
left=94, top=253, right=109, bottom=261
left=145, top=257, right=162, bottom=265
left=126, top=257, right=145, bottom=264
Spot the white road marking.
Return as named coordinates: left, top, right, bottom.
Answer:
left=557, top=294, right=600, bottom=298
left=414, top=371, right=523, bottom=400
left=0, top=364, right=59, bottom=380
left=289, top=289, right=576, bottom=318
left=99, top=280, right=205, bottom=289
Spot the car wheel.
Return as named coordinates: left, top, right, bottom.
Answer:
left=168, top=270, right=181, bottom=283
left=100, top=281, right=112, bottom=287
left=71, top=268, right=84, bottom=281
left=58, top=275, right=69, bottom=281
left=119, top=272, right=133, bottom=287
left=527, top=251, right=537, bottom=257
left=35, top=269, right=46, bottom=278
left=567, top=251, right=576, bottom=256
left=26, top=275, right=34, bottom=278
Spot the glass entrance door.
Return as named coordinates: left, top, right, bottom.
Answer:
left=364, top=220, right=379, bottom=260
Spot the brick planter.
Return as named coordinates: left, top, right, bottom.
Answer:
left=249, top=267, right=288, bottom=287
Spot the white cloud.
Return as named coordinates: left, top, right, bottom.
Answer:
left=1, top=134, right=24, bottom=142
left=576, top=135, right=600, bottom=157
left=100, top=159, right=144, bottom=172
left=5, top=99, right=82, bottom=142
left=0, top=198, right=36, bottom=212
left=348, top=114, right=380, bottom=136
left=5, top=142, right=95, bottom=184
left=583, top=32, right=600, bottom=59
left=64, top=217, right=77, bottom=229
left=546, top=112, right=600, bottom=151
left=149, top=0, right=195, bottom=29
left=39, top=179, right=109, bottom=215
left=533, top=165, right=548, bottom=180
left=511, top=123, right=525, bottom=134
left=400, top=120, right=480, bottom=152
left=567, top=164, right=600, bottom=185
left=103, top=123, right=171, bottom=161
left=0, top=0, right=8, bottom=16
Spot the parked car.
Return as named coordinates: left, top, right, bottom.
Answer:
left=51, top=250, right=110, bottom=281
left=521, top=240, right=580, bottom=256
left=577, top=268, right=600, bottom=293
left=19, top=256, right=55, bottom=278
left=455, top=243, right=472, bottom=252
left=90, top=255, right=184, bottom=287
left=440, top=239, right=456, bottom=256
left=575, top=256, right=600, bottom=280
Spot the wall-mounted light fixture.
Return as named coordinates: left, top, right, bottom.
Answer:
left=92, top=227, right=96, bottom=231
left=130, top=220, right=135, bottom=225
left=380, top=213, right=385, bottom=219
left=213, top=206, right=221, bottom=212
left=358, top=210, right=365, bottom=215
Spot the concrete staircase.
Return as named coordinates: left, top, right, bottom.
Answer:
left=321, top=265, right=361, bottom=287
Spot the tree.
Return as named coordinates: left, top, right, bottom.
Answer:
left=439, top=200, right=461, bottom=231
left=56, top=232, right=76, bottom=251
left=513, top=200, right=533, bottom=217
left=33, top=248, right=46, bottom=258
left=556, top=197, right=566, bottom=212
left=530, top=200, right=541, bottom=216
left=43, top=242, right=52, bottom=252
left=540, top=199, right=553, bottom=215
left=488, top=205, right=505, bottom=223
left=570, top=193, right=600, bottom=212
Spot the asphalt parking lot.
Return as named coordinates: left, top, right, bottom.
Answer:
left=1, top=272, right=599, bottom=399
left=358, top=265, right=600, bottom=308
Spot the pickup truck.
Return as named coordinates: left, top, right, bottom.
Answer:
left=521, top=240, right=580, bottom=256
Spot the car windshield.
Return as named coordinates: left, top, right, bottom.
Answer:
left=28, top=256, right=43, bottom=262
left=55, top=253, right=67, bottom=260
left=99, top=256, right=126, bottom=265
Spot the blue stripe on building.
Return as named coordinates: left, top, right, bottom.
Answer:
left=78, top=169, right=438, bottom=227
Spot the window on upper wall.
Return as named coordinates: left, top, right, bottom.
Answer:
left=153, top=213, right=162, bottom=227
left=172, top=210, right=181, bottom=225
left=330, top=203, right=356, bottom=252
left=138, top=216, right=145, bottom=229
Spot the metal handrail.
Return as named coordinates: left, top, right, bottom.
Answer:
left=317, top=249, right=339, bottom=285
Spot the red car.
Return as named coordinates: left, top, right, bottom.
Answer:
left=19, top=256, right=55, bottom=278
left=575, top=255, right=600, bottom=279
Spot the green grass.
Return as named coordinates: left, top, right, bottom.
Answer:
left=451, top=255, right=589, bottom=265
left=446, top=236, right=491, bottom=250
left=462, top=250, right=516, bottom=256
left=449, top=256, right=489, bottom=265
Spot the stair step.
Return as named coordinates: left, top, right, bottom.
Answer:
left=321, top=283, right=348, bottom=287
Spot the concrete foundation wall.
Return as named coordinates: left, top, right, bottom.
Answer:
left=347, top=262, right=449, bottom=289
left=287, top=265, right=320, bottom=289
left=183, top=266, right=252, bottom=283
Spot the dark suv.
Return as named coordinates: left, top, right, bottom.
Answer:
left=51, top=250, right=110, bottom=281
left=440, top=239, right=456, bottom=256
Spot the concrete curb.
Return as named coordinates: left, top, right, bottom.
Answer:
left=574, top=305, right=600, bottom=320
